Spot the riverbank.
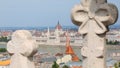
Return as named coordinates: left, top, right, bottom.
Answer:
left=0, top=43, right=120, bottom=60
left=0, top=42, right=7, bottom=48
left=0, top=42, right=7, bottom=45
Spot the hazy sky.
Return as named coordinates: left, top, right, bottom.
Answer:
left=0, top=0, right=119, bottom=27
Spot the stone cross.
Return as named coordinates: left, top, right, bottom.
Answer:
left=7, top=30, right=38, bottom=68
left=71, top=0, right=118, bottom=68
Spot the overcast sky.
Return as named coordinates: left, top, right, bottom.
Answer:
left=0, top=0, right=119, bottom=27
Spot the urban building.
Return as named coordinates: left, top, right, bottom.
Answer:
left=33, top=22, right=84, bottom=46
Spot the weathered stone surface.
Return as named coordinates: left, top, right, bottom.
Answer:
left=71, top=0, right=118, bottom=68
left=7, top=30, right=38, bottom=68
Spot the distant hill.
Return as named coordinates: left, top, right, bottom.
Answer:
left=0, top=25, right=119, bottom=31
left=0, top=26, right=78, bottom=31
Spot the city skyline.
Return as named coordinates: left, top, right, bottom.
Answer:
left=0, top=0, right=120, bottom=27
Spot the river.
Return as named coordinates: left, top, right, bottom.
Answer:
left=1, top=43, right=120, bottom=60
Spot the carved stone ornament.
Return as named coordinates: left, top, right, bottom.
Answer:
left=71, top=0, right=118, bottom=68
left=7, top=30, right=38, bottom=68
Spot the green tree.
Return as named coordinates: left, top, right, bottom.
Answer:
left=62, top=65, right=69, bottom=68
left=118, top=62, right=120, bottom=67
left=107, top=40, right=120, bottom=45
left=0, top=48, right=7, bottom=52
left=52, top=61, right=59, bottom=68
left=0, top=36, right=10, bottom=42
left=114, top=63, right=118, bottom=68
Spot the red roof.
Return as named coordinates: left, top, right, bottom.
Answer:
left=65, top=45, right=75, bottom=55
left=72, top=54, right=79, bottom=62
left=55, top=53, right=63, bottom=56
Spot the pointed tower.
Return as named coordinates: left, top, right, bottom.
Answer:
left=47, top=27, right=50, bottom=37
left=55, top=21, right=62, bottom=30
left=65, top=32, right=79, bottom=62
left=55, top=21, right=63, bottom=43
left=47, top=27, right=50, bottom=43
left=65, top=32, right=74, bottom=55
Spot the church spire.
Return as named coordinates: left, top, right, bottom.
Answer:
left=55, top=21, right=62, bottom=30
left=65, top=32, right=74, bottom=55
left=47, top=27, right=50, bottom=36
left=65, top=32, right=70, bottom=47
left=58, top=20, right=59, bottom=25
left=65, top=32, right=80, bottom=61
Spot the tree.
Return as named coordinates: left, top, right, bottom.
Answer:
left=62, top=65, right=69, bottom=68
left=52, top=61, right=59, bottom=68
left=107, top=40, right=120, bottom=45
left=119, top=62, right=120, bottom=67
left=114, top=63, right=118, bottom=68
left=0, top=36, right=10, bottom=42
left=0, top=48, right=7, bottom=52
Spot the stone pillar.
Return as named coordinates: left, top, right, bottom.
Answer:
left=71, top=0, right=118, bottom=68
left=7, top=30, right=38, bottom=68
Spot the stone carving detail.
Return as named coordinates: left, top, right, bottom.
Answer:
left=7, top=30, right=38, bottom=68
left=71, top=0, right=118, bottom=68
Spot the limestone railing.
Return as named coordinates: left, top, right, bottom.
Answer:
left=71, top=0, right=118, bottom=68
left=7, top=30, right=38, bottom=68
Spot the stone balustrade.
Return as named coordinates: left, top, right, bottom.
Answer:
left=71, top=0, right=118, bottom=68
left=7, top=30, right=38, bottom=68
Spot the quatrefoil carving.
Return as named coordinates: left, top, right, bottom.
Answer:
left=71, top=0, right=118, bottom=68
left=71, top=0, right=118, bottom=34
